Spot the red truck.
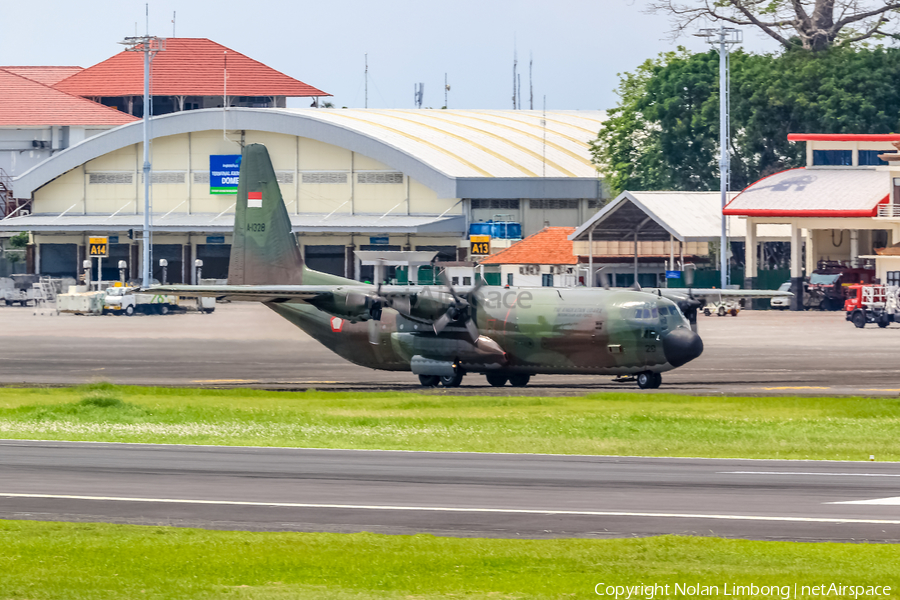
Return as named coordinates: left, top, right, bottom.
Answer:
left=806, top=263, right=877, bottom=310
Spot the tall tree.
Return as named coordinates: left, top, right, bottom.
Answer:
left=591, top=45, right=900, bottom=195
left=648, top=0, right=900, bottom=51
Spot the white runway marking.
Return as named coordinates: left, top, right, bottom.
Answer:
left=829, top=497, right=900, bottom=505
left=2, top=492, right=900, bottom=524
left=720, top=471, right=900, bottom=477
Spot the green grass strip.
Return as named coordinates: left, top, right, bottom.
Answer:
left=1, top=520, right=898, bottom=599
left=0, top=384, right=898, bottom=460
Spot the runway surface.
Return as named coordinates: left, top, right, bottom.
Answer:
left=1, top=440, right=898, bottom=541
left=0, top=303, right=899, bottom=396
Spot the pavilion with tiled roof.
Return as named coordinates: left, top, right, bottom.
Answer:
left=0, top=69, right=138, bottom=127
left=1, top=66, right=84, bottom=87
left=53, top=38, right=330, bottom=115
left=478, top=227, right=580, bottom=287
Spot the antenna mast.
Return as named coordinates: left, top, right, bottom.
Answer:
left=529, top=54, right=533, bottom=110
left=364, top=54, right=368, bottom=109
left=512, top=42, right=517, bottom=109
left=172, top=11, right=176, bottom=37
left=444, top=73, right=449, bottom=109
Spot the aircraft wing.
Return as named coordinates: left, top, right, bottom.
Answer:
left=147, top=283, right=439, bottom=304
left=653, top=288, right=793, bottom=300
left=148, top=284, right=342, bottom=303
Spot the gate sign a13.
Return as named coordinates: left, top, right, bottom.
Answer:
left=210, top=155, right=242, bottom=194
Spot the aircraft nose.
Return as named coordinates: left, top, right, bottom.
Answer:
left=663, top=328, right=703, bottom=368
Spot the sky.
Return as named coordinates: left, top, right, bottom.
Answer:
left=0, top=0, right=783, bottom=111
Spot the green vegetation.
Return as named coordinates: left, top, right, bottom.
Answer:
left=1, top=520, right=898, bottom=599
left=0, top=383, right=898, bottom=460
left=592, top=45, right=900, bottom=195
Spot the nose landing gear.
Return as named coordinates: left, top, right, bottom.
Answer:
left=636, top=371, right=662, bottom=389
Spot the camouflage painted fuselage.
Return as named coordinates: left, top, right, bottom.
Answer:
left=268, top=286, right=692, bottom=376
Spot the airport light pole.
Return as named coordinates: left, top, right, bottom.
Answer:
left=120, top=23, right=165, bottom=288
left=696, top=26, right=741, bottom=290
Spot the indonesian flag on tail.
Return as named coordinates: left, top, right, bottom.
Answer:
left=248, top=191, right=262, bottom=208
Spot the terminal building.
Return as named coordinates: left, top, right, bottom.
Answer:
left=0, top=39, right=606, bottom=284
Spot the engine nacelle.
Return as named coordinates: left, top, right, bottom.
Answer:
left=308, top=289, right=380, bottom=322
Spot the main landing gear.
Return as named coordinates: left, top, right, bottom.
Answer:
left=418, top=372, right=465, bottom=387
left=484, top=373, right=531, bottom=387
left=636, top=371, right=662, bottom=390
left=418, top=371, right=533, bottom=388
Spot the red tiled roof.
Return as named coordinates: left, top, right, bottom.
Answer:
left=788, top=133, right=900, bottom=142
left=1, top=66, right=84, bottom=87
left=0, top=69, right=139, bottom=127
left=54, top=38, right=329, bottom=98
left=480, top=227, right=578, bottom=265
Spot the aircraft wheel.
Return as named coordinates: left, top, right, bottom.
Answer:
left=508, top=374, right=530, bottom=387
left=485, top=373, right=508, bottom=387
left=124, top=305, right=134, bottom=316
left=439, top=371, right=464, bottom=387
left=852, top=310, right=867, bottom=329
left=418, top=375, right=440, bottom=387
left=651, top=373, right=662, bottom=389
left=637, top=371, right=656, bottom=389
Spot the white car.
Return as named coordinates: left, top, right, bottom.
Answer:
left=770, top=282, right=791, bottom=309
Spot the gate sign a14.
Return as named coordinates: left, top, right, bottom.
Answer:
left=210, top=155, right=242, bottom=194
left=88, top=237, right=108, bottom=258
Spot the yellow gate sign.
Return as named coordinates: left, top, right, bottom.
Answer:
left=88, top=236, right=109, bottom=258
left=469, top=235, right=491, bottom=256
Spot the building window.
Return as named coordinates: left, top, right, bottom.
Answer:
left=887, top=271, right=900, bottom=286
left=812, top=150, right=852, bottom=166
left=89, top=172, right=133, bottom=185
left=193, top=172, right=210, bottom=184
left=357, top=172, right=403, bottom=184
left=472, top=199, right=520, bottom=210
left=275, top=171, right=294, bottom=184
left=588, top=199, right=604, bottom=209
left=141, top=172, right=185, bottom=184
left=531, top=199, right=578, bottom=210
left=302, top=172, right=348, bottom=184
left=858, top=150, right=888, bottom=166
left=542, top=273, right=554, bottom=287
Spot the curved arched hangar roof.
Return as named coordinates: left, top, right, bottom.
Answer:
left=15, top=108, right=605, bottom=200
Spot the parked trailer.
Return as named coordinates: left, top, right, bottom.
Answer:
left=845, top=284, right=900, bottom=328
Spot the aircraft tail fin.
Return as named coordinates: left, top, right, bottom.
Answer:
left=227, top=143, right=304, bottom=285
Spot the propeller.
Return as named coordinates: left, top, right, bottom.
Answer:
left=433, top=270, right=485, bottom=342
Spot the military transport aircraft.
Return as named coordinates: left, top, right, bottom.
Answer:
left=153, top=144, right=789, bottom=389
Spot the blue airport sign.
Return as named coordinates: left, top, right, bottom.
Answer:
left=210, top=155, right=242, bottom=194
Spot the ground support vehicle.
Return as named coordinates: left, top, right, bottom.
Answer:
left=845, top=284, right=900, bottom=328
left=103, top=287, right=180, bottom=315
left=702, top=299, right=741, bottom=317
left=807, top=263, right=877, bottom=311
left=1, top=274, right=46, bottom=306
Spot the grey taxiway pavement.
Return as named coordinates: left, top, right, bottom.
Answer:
left=1, top=303, right=900, bottom=395
left=1, top=440, right=899, bottom=541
